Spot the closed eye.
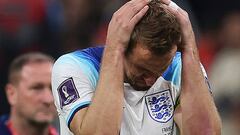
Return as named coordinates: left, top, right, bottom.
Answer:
left=30, top=83, right=45, bottom=91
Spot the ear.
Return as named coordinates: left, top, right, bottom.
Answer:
left=5, top=84, right=18, bottom=106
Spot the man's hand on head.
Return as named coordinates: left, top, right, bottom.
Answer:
left=106, top=0, right=150, bottom=52
left=161, top=0, right=197, bottom=54
left=161, top=1, right=222, bottom=135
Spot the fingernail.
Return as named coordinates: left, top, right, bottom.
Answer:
left=169, top=1, right=179, bottom=10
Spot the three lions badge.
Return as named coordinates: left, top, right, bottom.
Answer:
left=145, top=89, right=174, bottom=123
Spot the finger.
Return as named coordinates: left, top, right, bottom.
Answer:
left=169, top=1, right=180, bottom=11
left=130, top=5, right=149, bottom=27
left=163, top=2, right=188, bottom=26
left=167, top=1, right=188, bottom=17
left=119, top=0, right=150, bottom=20
left=161, top=0, right=171, bottom=5
left=164, top=3, right=195, bottom=44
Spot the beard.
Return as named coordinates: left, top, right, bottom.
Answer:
left=16, top=105, right=55, bottom=127
left=28, top=118, right=51, bottom=128
left=125, top=75, right=152, bottom=91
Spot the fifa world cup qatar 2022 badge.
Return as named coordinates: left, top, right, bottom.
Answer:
left=145, top=89, right=174, bottom=123
left=57, top=77, right=80, bottom=109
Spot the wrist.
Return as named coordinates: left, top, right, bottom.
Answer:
left=105, top=39, right=127, bottom=54
left=105, top=45, right=125, bottom=55
left=102, top=44, right=125, bottom=67
left=180, top=44, right=199, bottom=57
left=181, top=47, right=194, bottom=56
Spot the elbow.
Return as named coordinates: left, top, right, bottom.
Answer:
left=185, top=114, right=222, bottom=135
left=78, top=128, right=120, bottom=135
left=208, top=111, right=222, bottom=135
left=204, top=125, right=221, bottom=135
left=202, top=116, right=222, bottom=135
left=211, top=116, right=222, bottom=135
left=78, top=131, right=119, bottom=135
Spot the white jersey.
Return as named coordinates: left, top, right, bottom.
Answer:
left=51, top=46, right=210, bottom=135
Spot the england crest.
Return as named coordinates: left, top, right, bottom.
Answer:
left=145, top=89, right=174, bottom=123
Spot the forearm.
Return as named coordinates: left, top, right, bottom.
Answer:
left=79, top=46, right=124, bottom=135
left=71, top=0, right=149, bottom=133
left=180, top=48, right=221, bottom=135
left=159, top=0, right=221, bottom=134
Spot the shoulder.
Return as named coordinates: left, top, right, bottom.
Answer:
left=0, top=115, right=11, bottom=135
left=162, top=52, right=182, bottom=87
left=53, top=46, right=104, bottom=73
left=0, top=115, right=9, bottom=125
left=52, top=46, right=104, bottom=90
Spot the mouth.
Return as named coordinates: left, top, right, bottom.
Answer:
left=130, top=79, right=152, bottom=91
left=125, top=74, right=157, bottom=91
left=131, top=84, right=151, bottom=91
left=37, top=107, right=56, bottom=116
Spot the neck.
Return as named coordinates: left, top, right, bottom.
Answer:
left=9, top=110, right=50, bottom=135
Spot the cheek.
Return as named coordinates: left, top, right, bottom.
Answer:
left=126, top=67, right=139, bottom=79
left=125, top=69, right=133, bottom=80
left=17, top=90, right=39, bottom=107
left=124, top=63, right=133, bottom=77
left=15, top=94, right=34, bottom=115
left=125, top=59, right=143, bottom=79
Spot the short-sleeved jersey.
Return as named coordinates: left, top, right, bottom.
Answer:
left=51, top=46, right=209, bottom=135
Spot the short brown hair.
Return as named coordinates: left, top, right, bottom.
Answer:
left=126, top=0, right=181, bottom=56
left=8, top=52, right=54, bottom=85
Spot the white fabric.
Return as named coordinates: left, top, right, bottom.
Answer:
left=121, top=77, right=180, bottom=135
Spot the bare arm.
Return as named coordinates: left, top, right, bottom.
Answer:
left=162, top=1, right=222, bottom=134
left=70, top=0, right=150, bottom=134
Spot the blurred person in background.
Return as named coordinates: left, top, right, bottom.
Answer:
left=60, top=0, right=104, bottom=51
left=198, top=30, right=221, bottom=72
left=0, top=0, right=64, bottom=115
left=210, top=11, right=240, bottom=104
left=191, top=0, right=240, bottom=73
left=209, top=11, right=240, bottom=135
left=0, top=53, right=58, bottom=135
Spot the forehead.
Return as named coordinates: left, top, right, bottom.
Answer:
left=127, top=44, right=175, bottom=68
left=20, top=62, right=52, bottom=79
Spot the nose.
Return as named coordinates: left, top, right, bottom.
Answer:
left=143, top=74, right=157, bottom=86
left=42, top=88, right=54, bottom=105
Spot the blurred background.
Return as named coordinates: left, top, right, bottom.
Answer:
left=0, top=0, right=240, bottom=134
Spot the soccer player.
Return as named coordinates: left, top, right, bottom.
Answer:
left=51, top=0, right=221, bottom=134
left=0, top=53, right=58, bottom=135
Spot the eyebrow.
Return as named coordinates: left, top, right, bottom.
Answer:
left=161, top=57, right=174, bottom=71
left=152, top=56, right=173, bottom=75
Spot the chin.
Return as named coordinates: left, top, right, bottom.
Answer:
left=126, top=78, right=152, bottom=91
left=34, top=113, right=55, bottom=123
left=131, top=84, right=151, bottom=91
